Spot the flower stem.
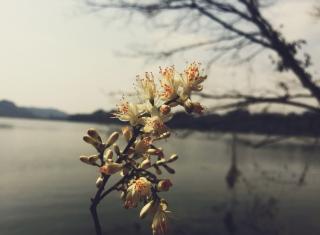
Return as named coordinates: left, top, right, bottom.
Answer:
left=89, top=126, right=140, bottom=235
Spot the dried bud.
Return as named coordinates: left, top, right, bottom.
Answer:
left=159, top=105, right=171, bottom=115
left=99, top=163, right=123, bottom=175
left=122, top=126, right=133, bottom=142
left=157, top=179, right=173, bottom=192
left=87, top=128, right=102, bottom=143
left=104, top=149, right=113, bottom=162
left=106, top=132, right=119, bottom=147
left=162, top=164, right=175, bottom=174
left=113, top=144, right=121, bottom=156
left=83, top=136, right=103, bottom=151
left=140, top=200, right=156, bottom=219
left=167, top=154, right=178, bottom=163
left=140, top=158, right=151, bottom=169
left=96, top=176, right=104, bottom=188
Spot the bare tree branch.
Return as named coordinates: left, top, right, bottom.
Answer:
left=203, top=93, right=320, bottom=113
left=84, top=0, right=320, bottom=112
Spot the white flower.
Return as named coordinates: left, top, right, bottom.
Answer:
left=114, top=100, right=143, bottom=126
left=135, top=137, right=152, bottom=154
left=142, top=116, right=169, bottom=137
left=144, top=101, right=172, bottom=122
left=159, top=66, right=181, bottom=101
left=140, top=101, right=172, bottom=137
left=179, top=62, right=207, bottom=100
left=136, top=73, right=157, bottom=102
left=124, top=177, right=152, bottom=209
left=152, top=201, right=170, bottom=235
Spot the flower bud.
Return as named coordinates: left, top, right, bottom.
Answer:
left=156, top=159, right=166, bottom=166
left=192, top=102, right=204, bottom=114
left=148, top=148, right=164, bottom=157
left=79, top=156, right=91, bottom=165
left=163, top=164, right=175, bottom=174
left=140, top=200, right=156, bottom=219
left=157, top=179, right=173, bottom=192
left=104, top=149, right=113, bottom=162
left=147, top=148, right=158, bottom=155
left=140, top=158, right=151, bottom=169
left=106, top=132, right=119, bottom=147
left=122, top=126, right=133, bottom=142
left=159, top=105, right=171, bottom=115
left=135, top=137, right=152, bottom=154
left=167, top=154, right=178, bottom=163
left=88, top=154, right=100, bottom=164
left=83, top=136, right=103, bottom=151
left=99, top=163, right=123, bottom=175
left=96, top=176, right=104, bottom=188
left=183, top=99, right=193, bottom=113
left=87, top=128, right=102, bottom=143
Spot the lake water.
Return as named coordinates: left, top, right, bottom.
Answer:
left=0, top=117, right=319, bottom=235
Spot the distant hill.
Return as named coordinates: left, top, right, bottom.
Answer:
left=68, top=109, right=121, bottom=124
left=1, top=99, right=320, bottom=137
left=0, top=100, right=68, bottom=119
left=168, top=110, right=320, bottom=137
left=25, top=107, right=67, bottom=119
left=68, top=108, right=320, bottom=137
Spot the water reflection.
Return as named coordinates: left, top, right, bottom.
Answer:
left=0, top=118, right=319, bottom=235
left=219, top=134, right=315, bottom=235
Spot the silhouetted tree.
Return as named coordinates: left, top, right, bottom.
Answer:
left=85, top=0, right=320, bottom=113
left=313, top=4, right=320, bottom=18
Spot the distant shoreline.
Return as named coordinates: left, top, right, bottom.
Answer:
left=1, top=109, right=319, bottom=138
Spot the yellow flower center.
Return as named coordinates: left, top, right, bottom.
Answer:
left=134, top=178, right=150, bottom=195
left=117, top=101, right=129, bottom=114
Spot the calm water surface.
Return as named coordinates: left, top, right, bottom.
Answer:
left=0, top=117, right=319, bottom=235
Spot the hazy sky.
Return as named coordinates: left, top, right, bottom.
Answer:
left=0, top=0, right=319, bottom=113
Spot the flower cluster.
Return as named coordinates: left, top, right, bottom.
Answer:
left=80, top=62, right=207, bottom=235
